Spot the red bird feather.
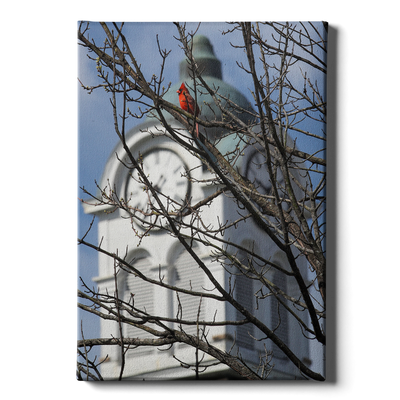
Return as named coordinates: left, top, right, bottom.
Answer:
left=177, top=83, right=200, bottom=137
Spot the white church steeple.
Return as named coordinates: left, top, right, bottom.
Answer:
left=83, top=35, right=311, bottom=380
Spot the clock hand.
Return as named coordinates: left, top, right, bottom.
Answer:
left=154, top=174, right=166, bottom=191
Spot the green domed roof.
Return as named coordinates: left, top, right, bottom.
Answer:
left=162, top=35, right=255, bottom=140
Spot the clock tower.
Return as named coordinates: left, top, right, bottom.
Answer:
left=83, top=35, right=311, bottom=380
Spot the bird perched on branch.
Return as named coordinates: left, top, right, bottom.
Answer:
left=177, top=82, right=200, bottom=137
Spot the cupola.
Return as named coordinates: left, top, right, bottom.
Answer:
left=163, top=35, right=255, bottom=140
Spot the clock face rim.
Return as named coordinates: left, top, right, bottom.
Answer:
left=124, top=146, right=192, bottom=230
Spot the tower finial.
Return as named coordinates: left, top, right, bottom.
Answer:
left=179, top=35, right=222, bottom=80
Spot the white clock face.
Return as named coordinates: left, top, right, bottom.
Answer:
left=125, top=147, right=191, bottom=229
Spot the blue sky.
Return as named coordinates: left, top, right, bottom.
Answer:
left=77, top=22, right=327, bottom=368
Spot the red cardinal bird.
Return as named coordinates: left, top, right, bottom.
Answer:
left=177, top=82, right=200, bottom=137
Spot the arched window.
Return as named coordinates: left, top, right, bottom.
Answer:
left=123, top=255, right=155, bottom=357
left=235, top=250, right=255, bottom=350
left=170, top=245, right=205, bottom=341
left=270, top=269, right=289, bottom=360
